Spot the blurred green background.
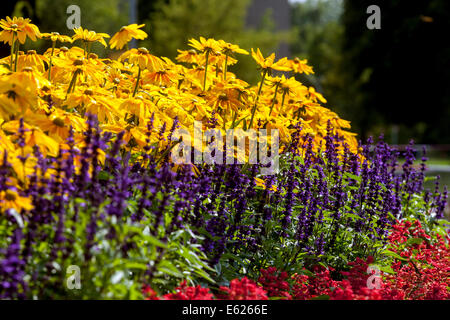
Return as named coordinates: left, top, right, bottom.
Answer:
left=1, top=0, right=449, bottom=195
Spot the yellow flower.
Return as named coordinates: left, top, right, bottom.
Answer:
left=217, top=40, right=249, bottom=56
left=176, top=49, right=200, bottom=64
left=308, top=87, right=327, bottom=104
left=188, top=37, right=220, bottom=54
left=143, top=68, right=180, bottom=87
left=109, top=24, right=148, bottom=50
left=72, top=27, right=110, bottom=47
left=17, top=50, right=48, bottom=73
left=120, top=47, right=163, bottom=71
left=0, top=189, right=34, bottom=212
left=251, top=48, right=290, bottom=72
left=289, top=57, right=314, bottom=75
left=41, top=32, right=73, bottom=44
left=0, top=16, right=41, bottom=45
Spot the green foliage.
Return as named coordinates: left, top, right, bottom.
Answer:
left=142, top=0, right=291, bottom=84
left=17, top=0, right=128, bottom=55
left=0, top=197, right=214, bottom=299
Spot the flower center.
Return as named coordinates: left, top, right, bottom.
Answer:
left=52, top=117, right=65, bottom=127
left=5, top=190, right=17, bottom=201
left=73, top=58, right=84, bottom=66
left=138, top=47, right=149, bottom=54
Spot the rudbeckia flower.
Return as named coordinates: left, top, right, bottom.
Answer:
left=308, top=87, right=327, bottom=104
left=41, top=32, right=73, bottom=44
left=72, top=27, right=110, bottom=48
left=0, top=189, right=33, bottom=212
left=109, top=24, right=148, bottom=50
left=17, top=50, right=48, bottom=73
left=251, top=48, right=291, bottom=72
left=120, top=47, right=163, bottom=71
left=176, top=49, right=200, bottom=64
left=0, top=16, right=41, bottom=45
left=289, top=57, right=314, bottom=75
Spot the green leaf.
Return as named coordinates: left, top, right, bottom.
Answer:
left=381, top=250, right=408, bottom=262
left=311, top=294, right=330, bottom=300
left=405, top=237, right=424, bottom=246
left=157, top=260, right=183, bottom=277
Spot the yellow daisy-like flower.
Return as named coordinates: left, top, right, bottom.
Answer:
left=17, top=50, right=48, bottom=73
left=41, top=32, right=73, bottom=44
left=176, top=49, right=200, bottom=64
left=109, top=24, right=148, bottom=50
left=0, top=16, right=41, bottom=45
left=0, top=189, right=34, bottom=212
left=188, top=37, right=220, bottom=54
left=120, top=47, right=163, bottom=71
left=72, top=27, right=110, bottom=47
left=289, top=57, right=314, bottom=75
left=251, top=48, right=291, bottom=72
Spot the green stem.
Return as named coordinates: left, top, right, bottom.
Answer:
left=248, top=69, right=267, bottom=130
left=269, top=83, right=279, bottom=116
left=66, top=70, right=80, bottom=99
left=14, top=42, right=20, bottom=72
left=10, top=32, right=16, bottom=70
left=224, top=54, right=228, bottom=81
left=280, top=90, right=287, bottom=114
left=203, top=50, right=210, bottom=91
left=48, top=41, right=56, bottom=81
left=133, top=67, right=141, bottom=97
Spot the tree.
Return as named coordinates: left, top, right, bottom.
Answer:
left=340, top=0, right=450, bottom=143
left=142, top=0, right=291, bottom=84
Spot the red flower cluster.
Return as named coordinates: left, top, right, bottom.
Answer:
left=143, top=281, right=214, bottom=300
left=383, top=220, right=450, bottom=300
left=258, top=267, right=291, bottom=299
left=291, top=265, right=338, bottom=299
left=218, top=277, right=268, bottom=300
left=142, top=277, right=268, bottom=300
left=142, top=219, right=449, bottom=301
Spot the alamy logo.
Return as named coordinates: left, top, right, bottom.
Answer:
left=170, top=121, right=279, bottom=175
left=66, top=265, right=81, bottom=290
left=366, top=265, right=381, bottom=289
left=66, top=5, right=81, bottom=29
left=366, top=5, right=381, bottom=30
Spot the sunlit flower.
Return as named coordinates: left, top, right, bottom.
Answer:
left=288, top=57, right=314, bottom=75
left=109, top=24, right=148, bottom=50
left=0, top=16, right=41, bottom=45
left=72, top=27, right=110, bottom=47
left=41, top=32, right=73, bottom=44
left=251, top=48, right=290, bottom=72
left=0, top=189, right=34, bottom=212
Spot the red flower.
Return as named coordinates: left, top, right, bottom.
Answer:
left=142, top=285, right=160, bottom=300
left=163, top=281, right=214, bottom=300
left=258, top=267, right=292, bottom=300
left=219, top=277, right=268, bottom=300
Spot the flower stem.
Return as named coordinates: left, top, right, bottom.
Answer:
left=48, top=41, right=56, bottom=81
left=248, top=69, right=267, bottom=130
left=280, top=90, right=287, bottom=114
left=66, top=69, right=80, bottom=99
left=224, top=54, right=228, bottom=81
left=10, top=32, right=16, bottom=71
left=14, top=42, right=20, bottom=72
left=203, top=50, right=210, bottom=91
left=133, top=67, right=141, bottom=97
left=269, top=83, right=279, bottom=116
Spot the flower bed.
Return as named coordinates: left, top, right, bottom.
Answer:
left=0, top=17, right=448, bottom=300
